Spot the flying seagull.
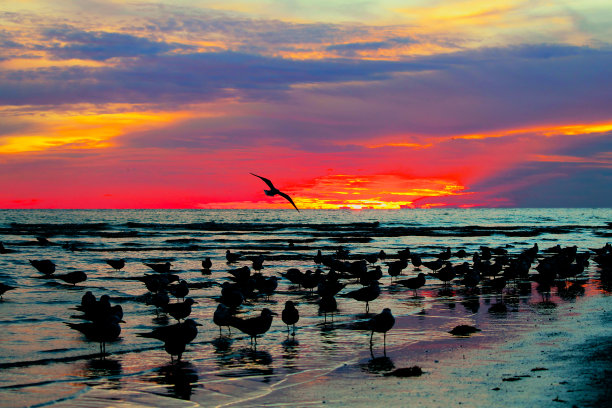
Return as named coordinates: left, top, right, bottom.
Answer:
left=250, top=173, right=300, bottom=212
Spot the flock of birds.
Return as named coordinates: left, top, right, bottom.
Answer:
left=1, top=237, right=612, bottom=364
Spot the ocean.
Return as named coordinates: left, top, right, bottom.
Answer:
left=0, top=209, right=610, bottom=407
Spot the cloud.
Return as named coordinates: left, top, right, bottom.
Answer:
left=41, top=27, right=186, bottom=61
left=326, top=37, right=416, bottom=56
left=0, top=49, right=438, bottom=106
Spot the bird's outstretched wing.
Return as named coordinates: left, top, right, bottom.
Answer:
left=250, top=173, right=276, bottom=190
left=278, top=191, right=300, bottom=212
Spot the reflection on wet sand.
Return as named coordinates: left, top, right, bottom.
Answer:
left=151, top=361, right=199, bottom=400
left=281, top=338, right=300, bottom=370
left=213, top=341, right=274, bottom=380
left=81, top=358, right=123, bottom=389
left=361, top=356, right=395, bottom=375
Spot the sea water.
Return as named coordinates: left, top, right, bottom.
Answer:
left=0, top=209, right=610, bottom=407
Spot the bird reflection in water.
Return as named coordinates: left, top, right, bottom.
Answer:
left=81, top=358, right=123, bottom=389
left=360, top=356, right=395, bottom=375
left=460, top=294, right=480, bottom=313
left=281, top=338, right=300, bottom=371
left=153, top=361, right=199, bottom=401
left=436, top=287, right=455, bottom=298
left=213, top=345, right=274, bottom=380
left=234, top=349, right=274, bottom=381
left=212, top=337, right=234, bottom=369
left=403, top=296, right=424, bottom=309
left=504, top=291, right=520, bottom=312
left=557, top=281, right=586, bottom=300
left=599, top=271, right=612, bottom=293
left=488, top=301, right=508, bottom=316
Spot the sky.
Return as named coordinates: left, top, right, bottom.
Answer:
left=1, top=0, right=611, bottom=209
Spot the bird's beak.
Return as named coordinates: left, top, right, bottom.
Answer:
left=195, top=322, right=203, bottom=326
left=271, top=312, right=278, bottom=315
left=119, top=319, right=126, bottom=323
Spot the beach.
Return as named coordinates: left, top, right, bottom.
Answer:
left=0, top=209, right=610, bottom=407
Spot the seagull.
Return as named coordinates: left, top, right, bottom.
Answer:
left=54, top=271, right=87, bottom=286
left=213, top=304, right=232, bottom=336
left=229, top=308, right=277, bottom=346
left=369, top=308, right=395, bottom=355
left=0, top=282, right=16, bottom=299
left=106, top=259, right=125, bottom=271
left=282, top=301, right=299, bottom=337
left=29, top=259, right=56, bottom=276
left=395, top=273, right=426, bottom=297
left=138, top=319, right=201, bottom=362
left=250, top=173, right=300, bottom=212
left=163, top=298, right=196, bottom=322
left=342, top=281, right=380, bottom=313
left=66, top=314, right=124, bottom=357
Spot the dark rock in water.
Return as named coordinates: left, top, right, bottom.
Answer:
left=531, top=367, right=549, bottom=372
left=449, top=325, right=481, bottom=336
left=383, top=366, right=423, bottom=377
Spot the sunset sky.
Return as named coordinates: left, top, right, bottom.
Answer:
left=1, top=0, right=611, bottom=209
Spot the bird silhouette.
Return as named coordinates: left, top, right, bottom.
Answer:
left=144, top=262, right=171, bottom=273
left=213, top=304, right=232, bottom=336
left=29, top=259, right=56, bottom=276
left=281, top=301, right=299, bottom=337
left=66, top=314, right=124, bottom=356
left=229, top=308, right=277, bottom=346
left=168, top=280, right=189, bottom=301
left=0, top=242, right=15, bottom=254
left=395, top=273, right=426, bottom=296
left=226, top=250, right=242, bottom=264
left=343, top=282, right=380, bottom=313
left=54, top=271, right=87, bottom=286
left=319, top=295, right=337, bottom=323
left=0, top=282, right=16, bottom=299
left=201, top=257, right=212, bottom=270
left=251, top=173, right=299, bottom=212
left=163, top=298, right=196, bottom=322
left=105, top=259, right=125, bottom=271
left=138, top=319, right=201, bottom=362
left=369, top=308, right=395, bottom=356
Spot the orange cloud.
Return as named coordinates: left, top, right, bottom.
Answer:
left=254, top=174, right=469, bottom=209
left=0, top=106, right=212, bottom=154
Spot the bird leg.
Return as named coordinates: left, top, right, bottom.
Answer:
left=383, top=333, right=387, bottom=357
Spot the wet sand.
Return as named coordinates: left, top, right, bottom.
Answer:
left=54, top=288, right=610, bottom=408
left=221, top=294, right=611, bottom=407
left=1, top=209, right=611, bottom=407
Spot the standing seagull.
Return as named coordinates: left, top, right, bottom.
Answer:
left=282, top=301, right=299, bottom=338
left=250, top=173, right=300, bottom=212
left=369, top=308, right=395, bottom=356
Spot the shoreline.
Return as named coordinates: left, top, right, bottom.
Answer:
left=228, top=292, right=611, bottom=407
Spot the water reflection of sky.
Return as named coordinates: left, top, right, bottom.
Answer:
left=0, top=209, right=610, bottom=406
